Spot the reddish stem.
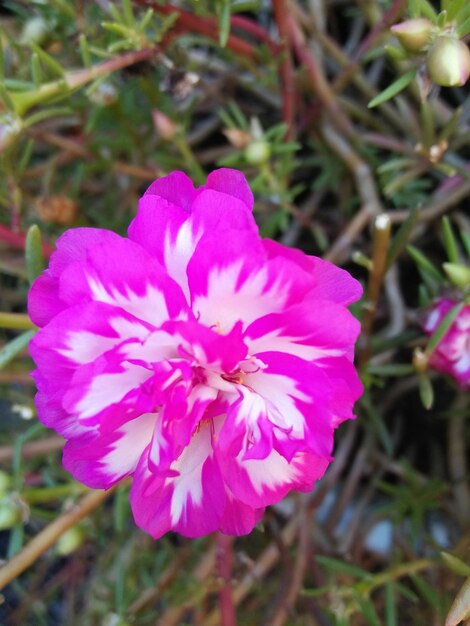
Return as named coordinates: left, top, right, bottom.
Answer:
left=134, top=1, right=256, bottom=59
left=272, top=0, right=297, bottom=140
left=230, top=15, right=280, bottom=54
left=286, top=13, right=354, bottom=138
left=0, top=224, right=54, bottom=258
left=216, top=533, right=237, bottom=626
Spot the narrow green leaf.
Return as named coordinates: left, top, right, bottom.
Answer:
left=420, top=101, right=435, bottom=149
left=30, top=42, right=65, bottom=78
left=418, top=284, right=431, bottom=308
left=0, top=330, right=35, bottom=369
left=425, top=302, right=464, bottom=357
left=368, top=364, right=415, bottom=377
left=31, top=53, right=42, bottom=88
left=442, top=217, right=459, bottom=263
left=140, top=8, right=154, bottom=31
left=445, top=0, right=465, bottom=20
left=79, top=34, right=92, bottom=68
left=316, top=556, right=372, bottom=579
left=352, top=592, right=381, bottom=626
left=0, top=83, right=15, bottom=112
left=0, top=32, right=4, bottom=82
left=121, top=0, right=136, bottom=26
left=415, top=0, right=438, bottom=21
left=219, top=0, right=231, bottom=47
left=457, top=15, right=470, bottom=37
left=101, top=21, right=135, bottom=39
left=385, top=583, right=397, bottom=626
left=407, top=244, right=443, bottom=293
left=461, top=232, right=470, bottom=257
left=437, top=10, right=448, bottom=28
left=419, top=374, right=434, bottom=410
left=368, top=71, right=416, bottom=108
left=18, top=138, right=34, bottom=176
left=386, top=206, right=419, bottom=269
left=25, top=224, right=44, bottom=285
left=441, top=552, right=470, bottom=577
left=439, top=107, right=462, bottom=142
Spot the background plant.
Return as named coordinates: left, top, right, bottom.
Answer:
left=0, top=0, right=470, bottom=624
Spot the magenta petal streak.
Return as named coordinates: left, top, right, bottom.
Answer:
left=28, top=168, right=363, bottom=538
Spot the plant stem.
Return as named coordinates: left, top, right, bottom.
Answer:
left=216, top=533, right=237, bottom=626
left=358, top=213, right=392, bottom=370
left=0, top=488, right=112, bottom=590
left=0, top=313, right=36, bottom=330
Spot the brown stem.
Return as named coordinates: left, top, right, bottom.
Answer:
left=272, top=0, right=297, bottom=140
left=358, top=214, right=392, bottom=370
left=285, top=14, right=354, bottom=139
left=0, top=488, right=112, bottom=590
left=216, top=533, right=237, bottom=626
left=0, top=436, right=64, bottom=463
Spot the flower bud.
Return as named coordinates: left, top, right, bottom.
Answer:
left=152, top=110, right=177, bottom=140
left=391, top=18, right=434, bottom=53
left=427, top=36, right=470, bottom=87
left=244, top=140, right=271, bottom=165
left=35, top=195, right=79, bottom=226
left=412, top=347, right=428, bottom=374
left=56, top=525, right=86, bottom=556
left=443, top=262, right=470, bottom=290
left=89, top=82, right=118, bottom=107
left=0, top=497, right=22, bottom=530
left=223, top=128, right=252, bottom=149
left=20, top=16, right=49, bottom=46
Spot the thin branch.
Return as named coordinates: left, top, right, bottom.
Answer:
left=0, top=488, right=113, bottom=590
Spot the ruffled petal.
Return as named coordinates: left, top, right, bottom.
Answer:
left=130, top=422, right=226, bottom=538
left=62, top=412, right=156, bottom=488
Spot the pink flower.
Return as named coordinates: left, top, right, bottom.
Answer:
left=422, top=298, right=470, bottom=390
left=28, top=169, right=362, bottom=538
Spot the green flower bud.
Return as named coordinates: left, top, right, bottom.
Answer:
left=0, top=497, right=22, bottom=530
left=20, top=16, right=50, bottom=46
left=244, top=140, right=271, bottom=165
left=427, top=36, right=470, bottom=87
left=56, top=525, right=86, bottom=556
left=443, top=262, right=470, bottom=290
left=391, top=18, right=434, bottom=54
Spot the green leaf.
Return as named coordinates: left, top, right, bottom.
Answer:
left=457, top=15, right=470, bottom=37
left=385, top=583, right=397, bottom=626
left=461, top=231, right=470, bottom=257
left=407, top=244, right=444, bottom=293
left=441, top=552, right=470, bottom=577
left=386, top=206, right=419, bottom=269
left=31, top=52, right=42, bottom=87
left=79, top=34, right=92, bottom=68
left=442, top=217, right=459, bottom=263
left=121, top=0, right=136, bottom=26
left=368, top=364, right=415, bottom=377
left=414, top=0, right=438, bottom=21
left=368, top=71, right=416, bottom=108
left=446, top=575, right=470, bottom=626
left=25, top=224, right=45, bottom=284
left=316, top=556, right=372, bottom=579
left=444, top=0, right=466, bottom=20
left=352, top=593, right=381, bottom=626
left=426, top=302, right=464, bottom=357
left=0, top=330, right=36, bottom=369
left=219, top=0, right=231, bottom=47
left=30, top=42, right=65, bottom=78
left=419, top=374, right=434, bottom=410
left=367, top=70, right=416, bottom=109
